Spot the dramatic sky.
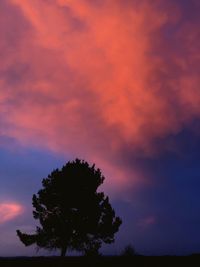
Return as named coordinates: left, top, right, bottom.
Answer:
left=0, top=0, right=200, bottom=256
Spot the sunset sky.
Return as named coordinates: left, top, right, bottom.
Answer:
left=0, top=0, right=200, bottom=256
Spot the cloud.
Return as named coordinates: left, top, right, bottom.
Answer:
left=0, top=0, right=200, bottom=193
left=138, top=216, right=156, bottom=229
left=0, top=203, right=23, bottom=224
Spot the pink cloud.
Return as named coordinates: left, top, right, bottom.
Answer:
left=0, top=0, right=200, bottom=194
left=0, top=203, right=23, bottom=224
left=138, top=216, right=156, bottom=229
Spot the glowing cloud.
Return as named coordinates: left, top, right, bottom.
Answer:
left=0, top=203, right=23, bottom=224
left=0, top=0, right=200, bottom=192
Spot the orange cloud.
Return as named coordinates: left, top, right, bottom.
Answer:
left=0, top=203, right=23, bottom=224
left=1, top=0, right=200, bottom=193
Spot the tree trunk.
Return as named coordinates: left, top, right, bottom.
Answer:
left=60, top=246, right=67, bottom=257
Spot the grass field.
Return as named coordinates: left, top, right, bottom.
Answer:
left=0, top=256, right=199, bottom=267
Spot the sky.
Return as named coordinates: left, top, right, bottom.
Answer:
left=0, top=0, right=200, bottom=256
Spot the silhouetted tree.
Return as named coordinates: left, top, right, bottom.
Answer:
left=17, top=159, right=122, bottom=256
left=121, top=244, right=136, bottom=257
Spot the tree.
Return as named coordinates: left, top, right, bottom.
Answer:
left=17, top=159, right=122, bottom=256
left=121, top=244, right=136, bottom=257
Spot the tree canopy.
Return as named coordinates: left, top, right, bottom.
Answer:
left=17, top=159, right=122, bottom=256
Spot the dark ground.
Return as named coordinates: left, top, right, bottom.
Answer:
left=0, top=256, right=200, bottom=267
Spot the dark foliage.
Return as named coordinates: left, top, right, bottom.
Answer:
left=17, top=159, right=122, bottom=256
left=121, top=244, right=136, bottom=257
